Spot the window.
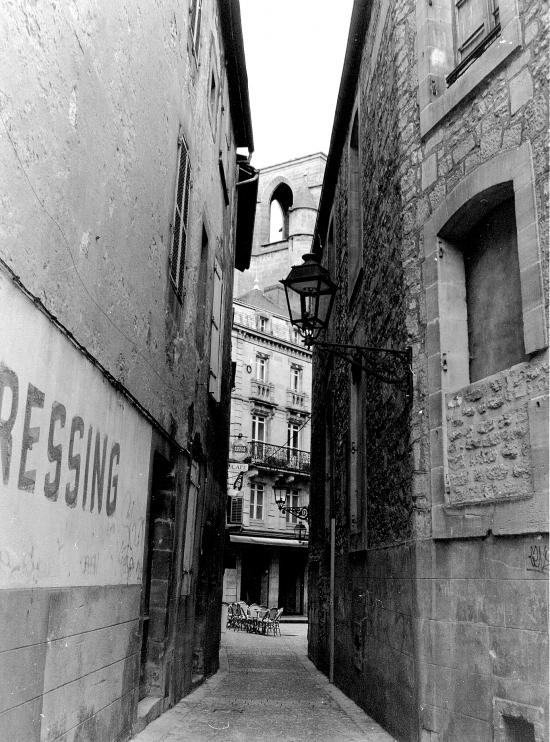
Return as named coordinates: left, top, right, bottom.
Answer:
left=287, top=422, right=300, bottom=451
left=181, top=461, right=200, bottom=595
left=349, top=373, right=365, bottom=537
left=290, top=365, right=302, bottom=392
left=449, top=0, right=500, bottom=84
left=285, top=490, right=299, bottom=524
left=208, top=43, right=219, bottom=134
left=195, top=228, right=209, bottom=353
left=251, top=415, right=266, bottom=449
left=189, top=0, right=202, bottom=57
left=416, top=0, right=520, bottom=136
left=208, top=259, right=224, bottom=401
left=462, top=197, right=526, bottom=381
left=170, top=135, right=191, bottom=298
left=423, top=144, right=547, bottom=538
left=257, top=315, right=268, bottom=333
left=268, top=183, right=293, bottom=242
left=227, top=495, right=243, bottom=524
left=256, top=354, right=268, bottom=382
left=348, top=111, right=362, bottom=299
left=249, top=483, right=264, bottom=520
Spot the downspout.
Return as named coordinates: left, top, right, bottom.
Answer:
left=329, top=515, right=335, bottom=683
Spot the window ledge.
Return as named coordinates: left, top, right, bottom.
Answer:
left=420, top=17, right=521, bottom=138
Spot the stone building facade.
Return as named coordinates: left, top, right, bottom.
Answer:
left=223, top=154, right=325, bottom=617
left=233, top=153, right=326, bottom=297
left=223, top=289, right=312, bottom=615
left=0, top=1, right=255, bottom=740
left=307, top=1, right=548, bottom=741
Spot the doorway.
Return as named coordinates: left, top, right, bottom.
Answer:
left=139, top=453, right=175, bottom=700
left=240, top=547, right=270, bottom=605
left=279, top=550, right=306, bottom=615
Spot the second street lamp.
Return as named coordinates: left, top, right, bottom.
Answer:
left=272, top=476, right=309, bottom=522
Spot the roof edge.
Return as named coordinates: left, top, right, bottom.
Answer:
left=313, top=0, right=371, bottom=254
left=218, top=0, right=254, bottom=152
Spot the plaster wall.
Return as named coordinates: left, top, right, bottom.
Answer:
left=0, top=1, right=249, bottom=738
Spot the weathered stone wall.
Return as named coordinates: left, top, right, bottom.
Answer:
left=446, top=362, right=547, bottom=505
left=417, top=535, right=548, bottom=741
left=309, top=0, right=548, bottom=738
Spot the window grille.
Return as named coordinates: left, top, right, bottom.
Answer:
left=228, top=496, right=243, bottom=524
left=170, top=136, right=191, bottom=298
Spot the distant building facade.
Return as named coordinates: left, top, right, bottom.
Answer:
left=0, top=1, right=255, bottom=740
left=308, top=1, right=548, bottom=742
left=224, top=155, right=325, bottom=614
left=223, top=290, right=312, bottom=614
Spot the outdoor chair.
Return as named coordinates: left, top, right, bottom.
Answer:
left=263, top=607, right=283, bottom=636
left=226, top=603, right=237, bottom=630
left=246, top=604, right=262, bottom=632
left=235, top=602, right=248, bottom=631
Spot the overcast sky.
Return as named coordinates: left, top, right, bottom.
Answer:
left=239, top=0, right=354, bottom=169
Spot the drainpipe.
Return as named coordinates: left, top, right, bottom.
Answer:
left=329, top=516, right=335, bottom=683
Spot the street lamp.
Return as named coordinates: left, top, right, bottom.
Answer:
left=272, top=476, right=309, bottom=521
left=281, top=253, right=412, bottom=398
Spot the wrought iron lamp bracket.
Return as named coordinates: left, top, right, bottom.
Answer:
left=277, top=504, right=309, bottom=522
left=309, top=340, right=413, bottom=400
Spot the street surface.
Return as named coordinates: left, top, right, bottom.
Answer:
left=132, top=624, right=396, bottom=742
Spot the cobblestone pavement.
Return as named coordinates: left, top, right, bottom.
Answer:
left=132, top=624, right=396, bottom=742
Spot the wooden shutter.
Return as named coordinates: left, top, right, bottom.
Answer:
left=181, top=462, right=200, bottom=596
left=455, top=0, right=498, bottom=62
left=190, top=0, right=202, bottom=56
left=209, top=259, right=223, bottom=400
left=170, top=136, right=191, bottom=296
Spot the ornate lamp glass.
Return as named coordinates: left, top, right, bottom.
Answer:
left=272, top=476, right=287, bottom=508
left=280, top=253, right=337, bottom=346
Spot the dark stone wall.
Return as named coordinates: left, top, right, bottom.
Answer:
left=308, top=0, right=548, bottom=738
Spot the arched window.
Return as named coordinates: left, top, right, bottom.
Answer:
left=269, top=183, right=293, bottom=243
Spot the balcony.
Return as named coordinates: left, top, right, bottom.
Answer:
left=248, top=441, right=310, bottom=475
left=250, top=380, right=275, bottom=404
left=286, top=389, right=308, bottom=409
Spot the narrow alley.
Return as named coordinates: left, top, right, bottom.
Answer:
left=132, top=624, right=396, bottom=742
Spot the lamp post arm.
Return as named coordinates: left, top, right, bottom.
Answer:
left=278, top=504, right=309, bottom=522
left=310, top=341, right=413, bottom=399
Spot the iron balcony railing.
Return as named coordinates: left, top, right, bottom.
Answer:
left=249, top=441, right=310, bottom=475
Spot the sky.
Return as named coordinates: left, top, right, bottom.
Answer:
left=239, top=0, right=354, bottom=169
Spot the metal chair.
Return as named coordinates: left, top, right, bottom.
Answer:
left=264, top=607, right=283, bottom=636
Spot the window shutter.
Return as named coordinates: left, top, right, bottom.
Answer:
left=181, top=462, right=200, bottom=596
left=209, top=259, right=224, bottom=400
left=455, top=0, right=497, bottom=62
left=170, top=136, right=191, bottom=297
left=190, top=0, right=202, bottom=56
